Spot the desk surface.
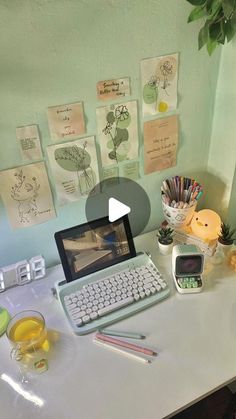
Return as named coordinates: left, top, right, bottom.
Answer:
left=1, top=230, right=236, bottom=419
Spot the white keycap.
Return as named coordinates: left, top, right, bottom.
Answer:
left=98, top=296, right=134, bottom=316
left=82, top=315, right=90, bottom=323
left=67, top=303, right=76, bottom=310
left=90, top=312, right=98, bottom=320
left=134, top=294, right=140, bottom=301
left=72, top=310, right=86, bottom=318
left=71, top=298, right=77, bottom=304
left=76, top=319, right=83, bottom=327
left=140, top=292, right=145, bottom=299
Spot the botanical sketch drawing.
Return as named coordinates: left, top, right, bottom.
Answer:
left=102, top=104, right=131, bottom=163
left=143, top=55, right=177, bottom=113
left=11, top=170, right=40, bottom=223
left=54, top=140, right=96, bottom=195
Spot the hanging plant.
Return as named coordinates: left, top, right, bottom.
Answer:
left=186, top=0, right=236, bottom=55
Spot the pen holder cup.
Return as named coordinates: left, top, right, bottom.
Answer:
left=162, top=201, right=197, bottom=229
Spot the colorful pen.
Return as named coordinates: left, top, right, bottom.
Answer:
left=95, top=333, right=157, bottom=357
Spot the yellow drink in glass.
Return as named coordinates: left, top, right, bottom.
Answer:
left=7, top=310, right=49, bottom=373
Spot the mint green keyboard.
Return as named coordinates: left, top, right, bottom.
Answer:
left=56, top=253, right=170, bottom=335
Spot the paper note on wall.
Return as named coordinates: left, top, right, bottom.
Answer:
left=141, top=53, right=179, bottom=116
left=120, top=161, right=140, bottom=181
left=47, top=102, right=86, bottom=141
left=97, top=78, right=130, bottom=101
left=0, top=162, right=56, bottom=229
left=47, top=136, right=99, bottom=205
left=143, top=115, right=179, bottom=175
left=16, top=125, right=43, bottom=161
left=96, top=101, right=139, bottom=167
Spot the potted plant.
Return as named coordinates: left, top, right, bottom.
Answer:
left=217, top=222, right=236, bottom=256
left=157, top=226, right=174, bottom=255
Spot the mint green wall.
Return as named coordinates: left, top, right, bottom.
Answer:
left=203, top=41, right=236, bottom=222
left=0, top=1, right=220, bottom=268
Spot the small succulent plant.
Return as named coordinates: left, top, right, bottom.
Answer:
left=218, top=222, right=236, bottom=245
left=157, top=227, right=174, bottom=245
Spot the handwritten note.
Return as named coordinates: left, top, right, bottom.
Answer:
left=143, top=115, right=179, bottom=175
left=47, top=102, right=85, bottom=141
left=97, top=78, right=130, bottom=101
left=16, top=125, right=43, bottom=161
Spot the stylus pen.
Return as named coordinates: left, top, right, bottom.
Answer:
left=95, top=332, right=157, bottom=357
left=99, top=328, right=146, bottom=340
left=93, top=338, right=151, bottom=364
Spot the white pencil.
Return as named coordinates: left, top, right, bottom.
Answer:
left=93, top=338, right=151, bottom=364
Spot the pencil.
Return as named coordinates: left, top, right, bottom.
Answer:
left=95, top=333, right=157, bottom=357
left=94, top=338, right=151, bottom=364
left=99, top=329, right=146, bottom=340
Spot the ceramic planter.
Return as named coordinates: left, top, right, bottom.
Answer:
left=217, top=241, right=233, bottom=257
left=158, top=240, right=174, bottom=256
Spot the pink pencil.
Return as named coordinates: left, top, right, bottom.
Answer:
left=95, top=332, right=157, bottom=357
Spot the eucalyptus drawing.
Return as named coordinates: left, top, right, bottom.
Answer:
left=102, top=104, right=131, bottom=163
left=10, top=170, right=40, bottom=223
left=54, top=140, right=96, bottom=195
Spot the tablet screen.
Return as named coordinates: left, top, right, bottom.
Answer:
left=54, top=215, right=136, bottom=282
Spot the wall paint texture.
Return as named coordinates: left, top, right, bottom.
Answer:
left=0, top=1, right=221, bottom=267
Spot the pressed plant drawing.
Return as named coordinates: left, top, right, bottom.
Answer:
left=54, top=140, right=96, bottom=195
left=10, top=170, right=40, bottom=223
left=141, top=54, right=178, bottom=115
left=102, top=104, right=131, bottom=163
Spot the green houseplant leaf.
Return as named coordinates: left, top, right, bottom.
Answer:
left=222, top=0, right=236, bottom=19
left=188, top=6, right=207, bottom=22
left=186, top=0, right=236, bottom=55
left=187, top=0, right=207, bottom=5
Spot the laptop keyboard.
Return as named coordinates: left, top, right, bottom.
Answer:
left=63, top=261, right=169, bottom=330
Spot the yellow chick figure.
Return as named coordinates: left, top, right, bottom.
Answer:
left=190, top=209, right=221, bottom=242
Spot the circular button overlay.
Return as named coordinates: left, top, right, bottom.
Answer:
left=85, top=177, right=151, bottom=238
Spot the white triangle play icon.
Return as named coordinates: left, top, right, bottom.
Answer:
left=108, top=198, right=131, bottom=222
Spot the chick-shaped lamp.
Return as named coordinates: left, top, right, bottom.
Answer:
left=191, top=209, right=221, bottom=242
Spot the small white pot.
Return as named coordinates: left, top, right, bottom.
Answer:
left=217, top=241, right=233, bottom=257
left=158, top=240, right=174, bottom=256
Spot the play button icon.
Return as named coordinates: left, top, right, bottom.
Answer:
left=108, top=198, right=131, bottom=222
left=85, top=176, right=151, bottom=238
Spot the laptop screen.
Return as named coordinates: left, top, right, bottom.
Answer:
left=54, top=215, right=136, bottom=282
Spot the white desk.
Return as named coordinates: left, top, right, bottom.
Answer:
left=1, top=230, right=236, bottom=419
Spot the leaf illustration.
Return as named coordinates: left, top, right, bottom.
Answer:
left=108, top=150, right=117, bottom=160
left=55, top=146, right=91, bottom=172
left=113, top=128, right=129, bottom=148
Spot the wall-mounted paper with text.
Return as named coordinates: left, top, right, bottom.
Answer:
left=47, top=102, right=86, bottom=141
left=144, top=115, right=179, bottom=175
left=97, top=77, right=130, bottom=101
left=47, top=136, right=99, bottom=205
left=16, top=125, right=43, bottom=161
